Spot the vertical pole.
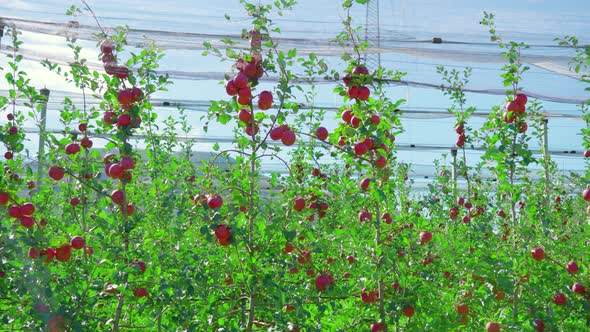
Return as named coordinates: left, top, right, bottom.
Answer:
left=37, top=88, right=50, bottom=185
left=542, top=118, right=550, bottom=207
left=451, top=148, right=458, bottom=193
left=0, top=25, right=5, bottom=48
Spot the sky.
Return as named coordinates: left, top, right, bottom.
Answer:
left=0, top=0, right=589, bottom=182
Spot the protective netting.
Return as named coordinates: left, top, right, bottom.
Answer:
left=0, top=43, right=587, bottom=105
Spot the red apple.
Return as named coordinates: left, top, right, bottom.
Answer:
left=572, top=283, right=586, bottom=294
left=584, top=150, right=590, bottom=158
left=269, top=127, right=284, bottom=141
left=382, top=212, right=392, bottom=224
left=402, top=305, right=415, bottom=318
left=293, top=198, right=305, bottom=211
left=56, top=245, right=72, bottom=262
left=226, top=80, right=238, bottom=96
left=583, top=188, right=590, bottom=201
left=358, top=211, right=372, bottom=222
left=214, top=224, right=231, bottom=241
left=341, top=110, right=353, bottom=123
left=111, top=190, right=125, bottom=205
left=21, top=202, right=35, bottom=215
left=566, top=260, right=579, bottom=273
left=359, top=178, right=371, bottom=190
left=233, top=72, right=249, bottom=89
left=207, top=195, right=223, bottom=209
left=258, top=91, right=273, bottom=110
left=133, top=287, right=148, bottom=297
left=370, top=115, right=380, bottom=125
left=455, top=124, right=464, bottom=134
left=238, top=109, right=252, bottom=123
left=486, top=322, right=500, bottom=332
left=0, top=192, right=9, bottom=205
left=370, top=323, right=384, bottom=332
left=100, top=40, right=114, bottom=54
left=281, top=130, right=296, bottom=146
left=80, top=137, right=93, bottom=149
left=71, top=236, right=85, bottom=249
left=314, top=274, right=334, bottom=291
left=315, top=127, right=328, bottom=141
left=347, top=86, right=359, bottom=99
left=531, top=248, right=545, bottom=261
left=354, top=142, right=368, bottom=156
left=49, top=166, right=65, bottom=181
left=534, top=319, right=545, bottom=331
left=20, top=216, right=35, bottom=228
left=350, top=116, right=360, bottom=128
left=132, top=261, right=147, bottom=274
left=515, top=93, right=528, bottom=106
left=358, top=86, right=370, bottom=101
left=120, top=157, right=135, bottom=170
left=419, top=231, right=432, bottom=244
left=553, top=293, right=566, bottom=306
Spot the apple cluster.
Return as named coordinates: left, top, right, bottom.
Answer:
left=28, top=235, right=88, bottom=264
left=100, top=40, right=128, bottom=80
left=343, top=66, right=371, bottom=101
left=3, top=112, right=20, bottom=160
left=503, top=93, right=528, bottom=133
left=2, top=198, right=37, bottom=228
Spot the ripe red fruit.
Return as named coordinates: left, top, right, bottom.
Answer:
left=503, top=111, right=516, bottom=123
left=456, top=303, right=469, bottom=315
left=347, top=86, right=359, bottom=99
left=515, top=93, right=528, bottom=106
left=402, top=305, right=415, bottom=318
left=29, top=248, right=40, bottom=259
left=359, top=178, right=371, bottom=190
left=120, top=157, right=135, bottom=170
left=21, top=202, right=35, bottom=215
left=341, top=109, right=353, bottom=123
left=315, top=127, right=328, bottom=141
left=269, top=127, right=284, bottom=141
left=358, top=86, right=370, bottom=101
left=245, top=122, right=259, bottom=136
left=0, top=192, right=9, bottom=205
left=40, top=248, right=56, bottom=263
left=456, top=134, right=465, bottom=147
left=381, top=212, right=393, bottom=224
left=370, top=323, right=385, bottom=332
left=132, top=261, right=147, bottom=274
left=370, top=114, right=380, bottom=125
left=225, top=80, right=238, bottom=96
left=131, top=87, right=143, bottom=101
left=455, top=124, right=464, bottom=134
left=534, top=319, right=545, bottom=331
left=566, top=260, right=579, bottom=273
left=117, top=114, right=131, bottom=127
left=100, top=40, right=114, bottom=54
left=457, top=197, right=465, bottom=206
left=104, top=111, right=117, bottom=124
left=531, top=248, right=545, bottom=261
left=294, top=198, right=305, bottom=211
left=111, top=190, right=125, bottom=205
left=354, top=142, right=368, bottom=156
left=298, top=250, right=311, bottom=264
left=358, top=211, right=372, bottom=222
left=352, top=65, right=369, bottom=75
left=486, top=322, right=500, bottom=332
left=207, top=195, right=223, bottom=209
left=70, top=197, right=80, bottom=206
left=4, top=151, right=12, bottom=160
left=506, top=100, right=525, bottom=114
left=56, top=245, right=72, bottom=262
left=233, top=72, right=249, bottom=89
left=498, top=210, right=507, bottom=219
left=238, top=109, right=252, bottom=123
left=9, top=206, right=23, bottom=219
left=572, top=283, right=586, bottom=294
left=108, top=164, right=124, bottom=179
left=46, top=315, right=66, bottom=332
left=419, top=231, right=432, bottom=244
left=258, top=90, right=273, bottom=110
left=553, top=293, right=566, bottom=306
left=375, top=156, right=387, bottom=168
left=133, top=288, right=148, bottom=298
left=281, top=130, right=296, bottom=146
left=71, top=236, right=85, bottom=249
left=122, top=203, right=135, bottom=216
left=314, top=274, right=334, bottom=291
left=117, top=89, right=134, bottom=106
left=80, top=136, right=93, bottom=149
left=8, top=126, right=18, bottom=135
left=584, top=150, right=590, bottom=158
left=583, top=188, right=590, bottom=201
left=214, top=224, right=231, bottom=241
left=519, top=122, right=528, bottom=133
left=49, top=166, right=65, bottom=181
left=20, top=216, right=35, bottom=228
